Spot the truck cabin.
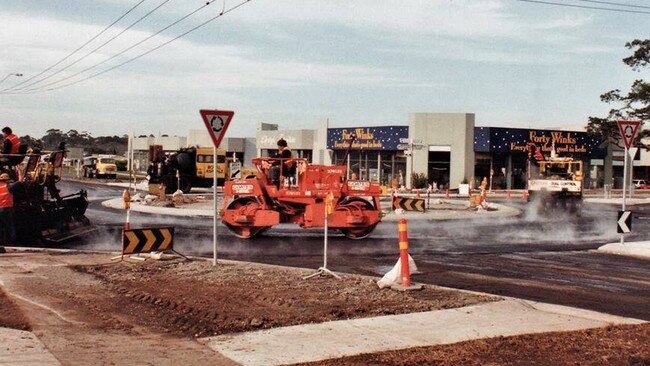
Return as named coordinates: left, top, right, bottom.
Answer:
left=539, top=160, right=583, bottom=180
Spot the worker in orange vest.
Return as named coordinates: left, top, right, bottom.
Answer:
left=1, top=127, right=21, bottom=155
left=0, top=169, right=23, bottom=248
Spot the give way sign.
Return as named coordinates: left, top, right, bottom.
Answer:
left=617, top=120, right=641, bottom=150
left=200, top=109, right=234, bottom=149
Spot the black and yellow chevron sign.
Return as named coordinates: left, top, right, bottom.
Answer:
left=392, top=197, right=426, bottom=212
left=122, top=227, right=174, bottom=255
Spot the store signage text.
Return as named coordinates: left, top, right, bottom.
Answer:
left=510, top=131, right=587, bottom=154
left=327, top=126, right=409, bottom=150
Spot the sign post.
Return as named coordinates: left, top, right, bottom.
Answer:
left=399, top=138, right=425, bottom=189
left=304, top=192, right=340, bottom=280
left=200, top=109, right=234, bottom=266
left=617, top=120, right=640, bottom=246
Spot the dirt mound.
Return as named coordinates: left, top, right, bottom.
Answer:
left=0, top=288, right=31, bottom=331
left=299, top=323, right=650, bottom=366
left=73, top=258, right=494, bottom=338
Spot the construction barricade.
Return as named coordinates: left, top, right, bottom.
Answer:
left=392, top=196, right=426, bottom=212
left=118, top=227, right=188, bottom=261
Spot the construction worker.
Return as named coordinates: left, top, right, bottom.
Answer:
left=0, top=169, right=23, bottom=248
left=2, top=127, right=21, bottom=155
left=270, top=138, right=295, bottom=186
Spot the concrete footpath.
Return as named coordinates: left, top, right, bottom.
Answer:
left=200, top=298, right=645, bottom=366
left=0, top=327, right=60, bottom=365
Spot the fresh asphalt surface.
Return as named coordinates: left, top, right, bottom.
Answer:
left=57, top=180, right=650, bottom=320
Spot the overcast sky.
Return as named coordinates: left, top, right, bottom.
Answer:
left=1, top=0, right=648, bottom=138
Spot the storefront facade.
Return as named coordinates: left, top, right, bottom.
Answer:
left=327, top=126, right=409, bottom=184
left=250, top=113, right=628, bottom=189
left=474, top=127, right=606, bottom=189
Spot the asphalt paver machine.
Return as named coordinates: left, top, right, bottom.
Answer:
left=1, top=148, right=94, bottom=244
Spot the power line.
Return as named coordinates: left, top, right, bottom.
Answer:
left=517, top=0, right=650, bottom=14
left=20, top=1, right=215, bottom=92
left=577, top=0, right=650, bottom=10
left=8, top=0, right=148, bottom=90
left=8, top=0, right=171, bottom=92
left=15, top=0, right=253, bottom=94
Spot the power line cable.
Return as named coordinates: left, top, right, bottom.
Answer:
left=577, top=0, right=650, bottom=10
left=9, top=0, right=148, bottom=90
left=20, top=1, right=215, bottom=92
left=13, top=0, right=253, bottom=94
left=8, top=0, right=171, bottom=91
left=517, top=0, right=650, bottom=14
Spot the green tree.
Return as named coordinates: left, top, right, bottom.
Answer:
left=588, top=39, right=650, bottom=148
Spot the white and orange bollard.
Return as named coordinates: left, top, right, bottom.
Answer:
left=394, top=219, right=422, bottom=291
left=522, top=190, right=529, bottom=202
left=123, top=189, right=131, bottom=230
left=506, top=190, right=511, bottom=200
left=398, top=218, right=410, bottom=287
left=445, top=189, right=450, bottom=199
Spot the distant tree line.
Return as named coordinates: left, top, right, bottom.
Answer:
left=19, top=129, right=128, bottom=155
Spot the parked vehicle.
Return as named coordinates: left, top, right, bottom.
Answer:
left=83, top=156, right=118, bottom=179
left=633, top=179, right=650, bottom=189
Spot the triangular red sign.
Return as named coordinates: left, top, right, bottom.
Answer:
left=617, top=120, right=641, bottom=150
left=200, top=109, right=234, bottom=149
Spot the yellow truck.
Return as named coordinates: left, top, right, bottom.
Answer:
left=82, top=155, right=118, bottom=179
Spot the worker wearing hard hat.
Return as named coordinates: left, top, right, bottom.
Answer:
left=0, top=169, right=23, bottom=249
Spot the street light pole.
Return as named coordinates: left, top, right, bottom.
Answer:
left=0, top=73, right=23, bottom=85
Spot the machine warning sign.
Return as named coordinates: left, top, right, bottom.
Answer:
left=230, top=161, right=241, bottom=180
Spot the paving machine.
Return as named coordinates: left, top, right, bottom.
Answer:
left=2, top=149, right=94, bottom=244
left=221, top=157, right=383, bottom=239
left=527, top=143, right=583, bottom=214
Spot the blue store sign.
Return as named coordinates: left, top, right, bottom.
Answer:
left=327, top=126, right=409, bottom=150
left=474, top=127, right=603, bottom=156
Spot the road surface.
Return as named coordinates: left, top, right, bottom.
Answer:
left=56, top=180, right=650, bottom=320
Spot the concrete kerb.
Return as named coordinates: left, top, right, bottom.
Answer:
left=595, top=241, right=650, bottom=260
left=102, top=196, right=522, bottom=221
